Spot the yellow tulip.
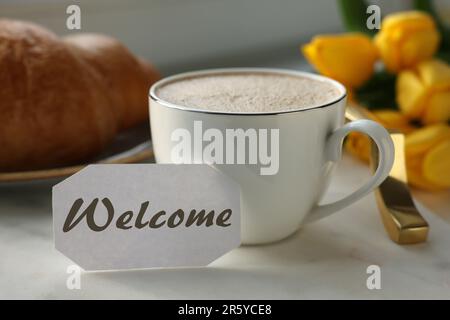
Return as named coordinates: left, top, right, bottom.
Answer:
left=405, top=124, right=450, bottom=189
left=346, top=132, right=371, bottom=163
left=374, top=11, right=441, bottom=73
left=423, top=140, right=450, bottom=187
left=406, top=159, right=445, bottom=191
left=372, top=110, right=415, bottom=133
left=302, top=33, right=378, bottom=88
left=405, top=124, right=450, bottom=156
left=346, top=131, right=448, bottom=190
left=345, top=110, right=450, bottom=190
left=345, top=110, right=411, bottom=162
left=397, top=59, right=450, bottom=124
left=397, top=70, right=427, bottom=118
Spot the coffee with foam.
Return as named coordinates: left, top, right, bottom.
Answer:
left=156, top=72, right=342, bottom=113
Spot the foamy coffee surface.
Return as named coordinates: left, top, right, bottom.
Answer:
left=156, top=73, right=342, bottom=113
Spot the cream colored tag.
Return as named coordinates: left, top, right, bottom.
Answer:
left=53, top=164, right=240, bottom=271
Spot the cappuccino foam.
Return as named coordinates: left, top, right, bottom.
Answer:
left=156, top=72, right=342, bottom=113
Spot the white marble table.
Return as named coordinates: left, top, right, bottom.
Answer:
left=1, top=153, right=450, bottom=300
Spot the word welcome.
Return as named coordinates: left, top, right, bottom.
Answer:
left=63, top=198, right=232, bottom=232
left=171, top=121, right=279, bottom=175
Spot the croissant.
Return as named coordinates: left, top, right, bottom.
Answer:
left=64, top=33, right=160, bottom=129
left=0, top=19, right=160, bottom=172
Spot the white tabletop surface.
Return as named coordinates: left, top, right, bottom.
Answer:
left=1, top=153, right=450, bottom=300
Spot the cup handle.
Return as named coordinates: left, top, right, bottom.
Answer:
left=304, top=119, right=395, bottom=223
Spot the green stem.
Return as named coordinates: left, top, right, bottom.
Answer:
left=338, top=0, right=376, bottom=36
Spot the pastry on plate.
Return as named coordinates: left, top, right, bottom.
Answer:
left=0, top=19, right=160, bottom=172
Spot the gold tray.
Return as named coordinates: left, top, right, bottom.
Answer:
left=0, top=123, right=154, bottom=183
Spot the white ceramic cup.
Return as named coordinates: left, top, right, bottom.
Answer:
left=149, top=68, right=394, bottom=245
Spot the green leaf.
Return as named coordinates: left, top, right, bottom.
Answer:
left=355, top=70, right=398, bottom=110
left=436, top=50, right=450, bottom=63
left=338, top=0, right=376, bottom=36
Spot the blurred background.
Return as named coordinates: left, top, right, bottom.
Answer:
left=0, top=0, right=417, bottom=74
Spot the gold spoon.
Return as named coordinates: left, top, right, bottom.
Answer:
left=345, top=103, right=429, bottom=244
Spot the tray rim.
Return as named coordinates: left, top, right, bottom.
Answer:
left=0, top=142, right=153, bottom=183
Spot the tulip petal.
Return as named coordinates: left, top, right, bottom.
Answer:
left=397, top=70, right=427, bottom=118
left=405, top=124, right=450, bottom=156
left=424, top=91, right=450, bottom=124
left=423, top=140, right=450, bottom=187
left=401, top=30, right=440, bottom=69
left=373, top=110, right=413, bottom=131
left=418, top=59, right=450, bottom=88
left=302, top=34, right=378, bottom=88
left=381, top=11, right=436, bottom=31
left=406, top=154, right=445, bottom=190
left=407, top=167, right=446, bottom=190
left=302, top=41, right=330, bottom=79
left=345, top=132, right=370, bottom=163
